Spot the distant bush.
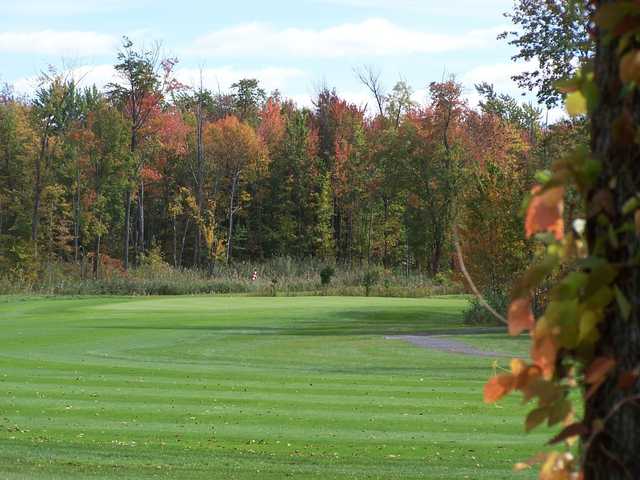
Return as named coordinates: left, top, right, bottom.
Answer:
left=0, top=256, right=465, bottom=298
left=319, top=265, right=335, bottom=286
left=361, top=269, right=381, bottom=297
left=463, top=288, right=509, bottom=326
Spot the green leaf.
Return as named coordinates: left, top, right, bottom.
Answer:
left=622, top=196, right=640, bottom=215
left=566, top=91, right=587, bottom=117
left=525, top=407, right=550, bottom=433
left=534, top=169, right=552, bottom=184
left=615, top=286, right=632, bottom=321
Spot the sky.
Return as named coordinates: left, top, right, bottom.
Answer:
left=0, top=0, right=557, bottom=117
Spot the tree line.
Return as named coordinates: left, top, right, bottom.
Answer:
left=0, top=38, right=585, bottom=291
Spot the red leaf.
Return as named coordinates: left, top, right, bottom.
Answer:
left=531, top=335, right=558, bottom=380
left=525, top=186, right=564, bottom=240
left=617, top=369, right=640, bottom=390
left=586, top=357, right=616, bottom=384
left=484, top=374, right=515, bottom=403
left=585, top=356, right=616, bottom=398
left=508, top=297, right=535, bottom=336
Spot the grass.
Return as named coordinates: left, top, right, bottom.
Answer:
left=0, top=295, right=541, bottom=479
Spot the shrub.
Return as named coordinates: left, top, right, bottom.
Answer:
left=463, top=288, right=509, bottom=326
left=319, top=265, right=335, bottom=286
left=362, top=269, right=381, bottom=297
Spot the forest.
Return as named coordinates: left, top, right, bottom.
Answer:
left=2, top=0, right=640, bottom=479
left=0, top=37, right=588, bottom=300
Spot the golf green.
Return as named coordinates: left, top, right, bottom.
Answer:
left=0, top=296, right=539, bottom=479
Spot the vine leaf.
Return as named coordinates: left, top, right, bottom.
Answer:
left=585, top=357, right=616, bottom=398
left=620, top=50, right=640, bottom=84
left=547, top=422, right=589, bottom=445
left=526, top=406, right=550, bottom=432
left=565, top=91, right=587, bottom=117
left=525, top=186, right=564, bottom=240
left=614, top=286, right=631, bottom=321
left=484, top=374, right=514, bottom=403
left=532, top=335, right=558, bottom=380
left=617, top=369, right=640, bottom=390
left=508, top=297, right=535, bottom=336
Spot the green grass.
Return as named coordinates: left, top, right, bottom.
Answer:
left=0, top=296, right=540, bottom=479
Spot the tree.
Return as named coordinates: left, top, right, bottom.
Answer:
left=204, top=115, right=265, bottom=262
left=30, top=72, right=82, bottom=255
left=231, top=78, right=265, bottom=124
left=500, top=0, right=594, bottom=107
left=108, top=36, right=161, bottom=269
left=483, top=2, right=640, bottom=478
left=583, top=1, right=640, bottom=476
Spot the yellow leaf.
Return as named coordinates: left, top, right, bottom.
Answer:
left=565, top=91, right=587, bottom=117
left=578, top=309, right=601, bottom=344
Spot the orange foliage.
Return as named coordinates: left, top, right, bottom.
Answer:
left=525, top=186, right=565, bottom=240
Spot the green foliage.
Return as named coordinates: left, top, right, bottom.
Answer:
left=319, top=264, right=335, bottom=286
left=464, top=289, right=509, bottom=326
left=499, top=0, right=594, bottom=107
left=361, top=268, right=381, bottom=297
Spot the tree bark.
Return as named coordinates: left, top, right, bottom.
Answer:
left=583, top=2, right=640, bottom=478
left=31, top=134, right=47, bottom=247
left=123, top=189, right=131, bottom=271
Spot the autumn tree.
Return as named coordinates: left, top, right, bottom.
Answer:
left=204, top=115, right=266, bottom=262
left=484, top=2, right=640, bottom=478
left=108, top=36, right=162, bottom=269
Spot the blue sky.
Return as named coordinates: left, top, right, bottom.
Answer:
left=1, top=0, right=548, bottom=114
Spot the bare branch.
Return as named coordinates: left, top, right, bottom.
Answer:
left=453, top=226, right=508, bottom=326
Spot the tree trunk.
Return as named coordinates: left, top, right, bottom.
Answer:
left=94, top=234, right=101, bottom=280
left=74, top=160, right=80, bottom=262
left=123, top=189, right=131, bottom=271
left=583, top=2, right=640, bottom=478
left=138, top=180, right=145, bottom=256
left=31, top=134, right=47, bottom=247
left=194, top=97, right=204, bottom=267
left=226, top=172, right=239, bottom=263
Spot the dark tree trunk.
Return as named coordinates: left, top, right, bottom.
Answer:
left=123, top=189, right=131, bottom=271
left=583, top=2, right=640, bottom=478
left=138, top=180, right=145, bottom=256
left=31, top=134, right=47, bottom=247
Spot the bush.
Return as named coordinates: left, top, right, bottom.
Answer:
left=362, top=269, right=381, bottom=297
left=319, top=265, right=335, bottom=286
left=463, top=288, right=509, bottom=326
left=0, top=256, right=467, bottom=298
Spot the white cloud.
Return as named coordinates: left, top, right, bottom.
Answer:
left=187, top=19, right=505, bottom=58
left=10, top=64, right=307, bottom=97
left=176, top=66, right=307, bottom=93
left=0, top=31, right=117, bottom=56
left=460, top=61, right=566, bottom=122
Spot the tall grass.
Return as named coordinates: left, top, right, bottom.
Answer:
left=0, top=256, right=464, bottom=298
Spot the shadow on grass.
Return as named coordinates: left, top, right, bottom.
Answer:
left=82, top=309, right=505, bottom=337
